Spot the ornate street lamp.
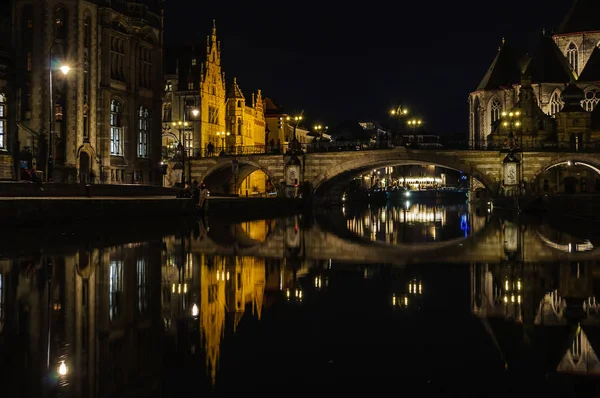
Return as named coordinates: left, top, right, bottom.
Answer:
left=216, top=131, right=230, bottom=154
left=287, top=112, right=304, bottom=154
left=501, top=109, right=522, bottom=150
left=313, top=124, right=328, bottom=140
left=47, top=43, right=70, bottom=181
left=390, top=104, right=409, bottom=142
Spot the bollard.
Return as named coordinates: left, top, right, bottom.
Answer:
left=85, top=184, right=91, bottom=197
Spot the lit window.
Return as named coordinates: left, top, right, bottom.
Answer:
left=491, top=98, right=502, bottom=123
left=550, top=91, right=563, bottom=116
left=567, top=43, right=578, bottom=72
left=582, top=88, right=599, bottom=112
left=137, top=259, right=148, bottom=313
left=184, top=132, right=193, bottom=157
left=109, top=261, right=123, bottom=321
left=138, top=106, right=149, bottom=158
left=110, top=100, right=123, bottom=155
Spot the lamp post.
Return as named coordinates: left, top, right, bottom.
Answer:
left=500, top=110, right=521, bottom=150
left=47, top=43, right=70, bottom=182
left=390, top=104, right=409, bottom=142
left=313, top=124, right=328, bottom=140
left=407, top=118, right=422, bottom=132
left=171, top=94, right=199, bottom=187
left=216, top=131, right=230, bottom=154
left=287, top=111, right=304, bottom=154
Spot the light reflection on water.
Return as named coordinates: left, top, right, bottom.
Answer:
left=343, top=202, right=471, bottom=243
left=1, top=205, right=600, bottom=396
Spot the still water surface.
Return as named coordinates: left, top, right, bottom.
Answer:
left=1, top=202, right=600, bottom=396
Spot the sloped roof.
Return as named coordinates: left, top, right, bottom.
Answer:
left=228, top=77, right=244, bottom=99
left=524, top=36, right=575, bottom=84
left=578, top=47, right=600, bottom=82
left=476, top=43, right=524, bottom=90
left=263, top=97, right=282, bottom=114
left=556, top=0, right=600, bottom=35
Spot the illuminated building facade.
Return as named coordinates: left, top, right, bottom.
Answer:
left=162, top=22, right=267, bottom=191
left=11, top=0, right=164, bottom=184
left=469, top=1, right=600, bottom=149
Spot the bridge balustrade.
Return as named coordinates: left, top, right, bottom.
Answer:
left=183, top=139, right=600, bottom=160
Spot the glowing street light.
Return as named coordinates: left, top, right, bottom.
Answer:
left=58, top=361, right=68, bottom=376
left=313, top=124, right=328, bottom=139
left=216, top=131, right=230, bottom=153
left=191, top=303, right=199, bottom=317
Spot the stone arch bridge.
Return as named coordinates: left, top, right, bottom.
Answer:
left=190, top=147, right=600, bottom=201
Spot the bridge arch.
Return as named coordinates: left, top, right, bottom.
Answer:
left=311, top=149, right=496, bottom=202
left=530, top=156, right=600, bottom=194
left=200, top=159, right=275, bottom=194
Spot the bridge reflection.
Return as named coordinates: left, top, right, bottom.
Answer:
left=195, top=205, right=600, bottom=264
left=1, top=209, right=600, bottom=392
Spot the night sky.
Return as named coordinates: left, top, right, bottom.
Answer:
left=164, top=0, right=572, bottom=136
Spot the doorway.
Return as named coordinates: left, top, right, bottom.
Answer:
left=79, top=151, right=90, bottom=183
left=564, top=176, right=577, bottom=194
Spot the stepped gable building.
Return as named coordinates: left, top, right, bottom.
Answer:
left=469, top=0, right=600, bottom=148
left=9, top=0, right=164, bottom=184
left=161, top=21, right=265, bottom=159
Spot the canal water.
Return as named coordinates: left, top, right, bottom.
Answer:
left=1, top=201, right=600, bottom=396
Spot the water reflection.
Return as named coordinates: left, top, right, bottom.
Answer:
left=1, top=205, right=600, bottom=394
left=344, top=202, right=470, bottom=243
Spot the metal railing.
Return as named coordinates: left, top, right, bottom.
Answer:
left=180, top=139, right=600, bottom=160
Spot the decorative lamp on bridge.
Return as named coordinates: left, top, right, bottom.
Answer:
left=287, top=112, right=304, bottom=154
left=407, top=118, right=422, bottom=131
left=500, top=109, right=522, bottom=150
left=313, top=124, right=328, bottom=140
left=389, top=104, right=409, bottom=141
left=216, top=131, right=230, bottom=155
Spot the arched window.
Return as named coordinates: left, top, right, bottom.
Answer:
left=491, top=98, right=502, bottom=123
left=567, top=43, right=578, bottom=72
left=582, top=87, right=600, bottom=112
left=110, top=100, right=123, bottom=155
left=162, top=103, right=171, bottom=122
left=473, top=97, right=480, bottom=146
left=237, top=117, right=242, bottom=135
left=550, top=91, right=563, bottom=116
left=237, top=100, right=241, bottom=107
left=138, top=106, right=149, bottom=158
left=0, top=94, right=5, bottom=149
left=54, top=7, right=67, bottom=42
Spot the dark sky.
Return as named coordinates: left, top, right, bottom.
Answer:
left=164, top=0, right=573, bottom=135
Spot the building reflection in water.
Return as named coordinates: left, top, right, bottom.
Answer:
left=0, top=241, right=162, bottom=397
left=161, top=218, right=313, bottom=386
left=470, top=214, right=600, bottom=377
left=3, top=207, right=600, bottom=393
left=344, top=202, right=470, bottom=243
